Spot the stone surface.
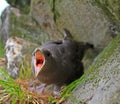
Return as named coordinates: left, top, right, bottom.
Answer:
left=5, top=37, right=38, bottom=78
left=94, top=0, right=120, bottom=28
left=0, top=6, right=11, bottom=45
left=1, top=0, right=120, bottom=49
left=0, top=6, right=49, bottom=46
left=31, top=0, right=115, bottom=48
left=63, top=34, right=120, bottom=104
left=30, top=0, right=62, bottom=40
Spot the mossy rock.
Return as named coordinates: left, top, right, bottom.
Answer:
left=63, top=34, right=120, bottom=104
left=9, top=11, right=49, bottom=44
left=7, top=0, right=31, bottom=13
left=94, top=0, right=120, bottom=29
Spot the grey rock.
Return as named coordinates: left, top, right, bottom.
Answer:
left=1, top=0, right=119, bottom=50
left=0, top=6, right=11, bottom=45
left=63, top=35, right=120, bottom=104
left=5, top=37, right=38, bottom=78
left=55, top=0, right=113, bottom=48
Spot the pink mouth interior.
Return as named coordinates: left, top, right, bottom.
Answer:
left=35, top=51, right=44, bottom=68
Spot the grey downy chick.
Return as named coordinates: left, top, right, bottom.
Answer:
left=32, top=29, right=93, bottom=95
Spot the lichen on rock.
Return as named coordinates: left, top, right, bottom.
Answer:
left=63, top=34, right=120, bottom=104
left=5, top=37, right=38, bottom=78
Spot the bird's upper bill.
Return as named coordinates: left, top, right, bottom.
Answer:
left=34, top=50, right=45, bottom=77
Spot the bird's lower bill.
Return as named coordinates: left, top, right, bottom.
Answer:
left=34, top=51, right=45, bottom=77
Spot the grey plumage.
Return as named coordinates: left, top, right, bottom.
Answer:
left=32, top=29, right=93, bottom=94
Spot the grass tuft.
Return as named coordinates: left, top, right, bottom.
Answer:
left=19, top=61, right=33, bottom=80
left=0, top=43, right=4, bottom=58
left=0, top=68, right=31, bottom=104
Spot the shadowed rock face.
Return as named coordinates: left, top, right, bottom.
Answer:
left=5, top=37, right=37, bottom=78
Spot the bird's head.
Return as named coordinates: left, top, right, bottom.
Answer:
left=32, top=48, right=53, bottom=77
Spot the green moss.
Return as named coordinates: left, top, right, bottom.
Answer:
left=10, top=13, right=30, bottom=29
left=0, top=43, right=4, bottom=58
left=10, top=13, right=38, bottom=43
left=61, top=34, right=120, bottom=100
left=7, top=0, right=30, bottom=14
left=48, top=0, right=60, bottom=22
left=11, top=28, right=22, bottom=36
left=93, top=0, right=120, bottom=27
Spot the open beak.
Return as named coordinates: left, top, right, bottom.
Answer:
left=34, top=50, right=45, bottom=77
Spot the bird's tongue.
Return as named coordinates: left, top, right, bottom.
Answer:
left=35, top=51, right=44, bottom=77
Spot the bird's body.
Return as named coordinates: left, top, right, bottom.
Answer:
left=32, top=29, right=93, bottom=94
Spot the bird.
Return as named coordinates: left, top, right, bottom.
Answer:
left=32, top=29, right=93, bottom=95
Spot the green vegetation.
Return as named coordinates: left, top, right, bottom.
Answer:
left=48, top=96, right=58, bottom=104
left=49, top=0, right=60, bottom=22
left=93, top=0, right=120, bottom=27
left=0, top=67, right=54, bottom=104
left=0, top=43, right=4, bottom=58
left=0, top=69, right=30, bottom=104
left=7, top=0, right=30, bottom=14
left=19, top=62, right=33, bottom=80
left=0, top=65, right=42, bottom=104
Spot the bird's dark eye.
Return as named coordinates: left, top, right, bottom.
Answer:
left=45, top=51, right=51, bottom=57
left=43, top=49, right=51, bottom=57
